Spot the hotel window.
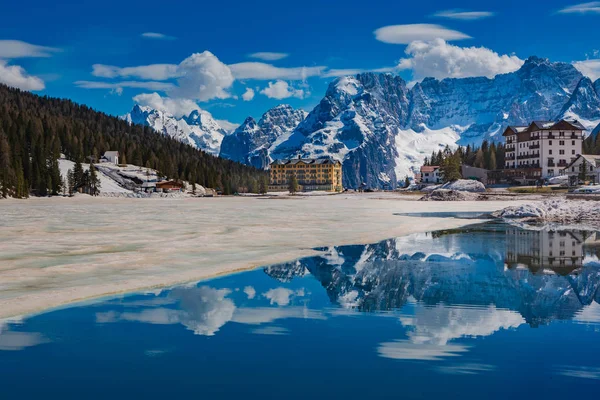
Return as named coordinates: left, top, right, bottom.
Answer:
left=559, top=140, right=564, bottom=145
left=549, top=140, right=552, bottom=145
left=559, top=150, right=565, bottom=155
left=572, top=140, right=575, bottom=145
left=572, top=150, right=575, bottom=155
left=549, top=150, right=552, bottom=155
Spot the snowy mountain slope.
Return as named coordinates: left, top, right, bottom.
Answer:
left=219, top=105, right=307, bottom=169
left=124, top=105, right=227, bottom=156
left=557, top=77, right=600, bottom=132
left=58, top=159, right=132, bottom=194
left=266, top=57, right=599, bottom=188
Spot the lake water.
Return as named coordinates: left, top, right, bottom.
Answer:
left=1, top=221, right=600, bottom=399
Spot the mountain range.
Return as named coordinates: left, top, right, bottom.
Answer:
left=125, top=56, right=600, bottom=189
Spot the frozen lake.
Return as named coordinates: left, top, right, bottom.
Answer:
left=0, top=194, right=524, bottom=318
left=1, top=221, right=599, bottom=399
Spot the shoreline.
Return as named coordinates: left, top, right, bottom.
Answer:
left=0, top=193, right=526, bottom=319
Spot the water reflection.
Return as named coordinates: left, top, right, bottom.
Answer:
left=2, top=222, right=600, bottom=398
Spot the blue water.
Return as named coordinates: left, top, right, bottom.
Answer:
left=2, top=222, right=600, bottom=399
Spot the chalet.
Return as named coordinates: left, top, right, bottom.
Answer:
left=101, top=151, right=119, bottom=164
left=156, top=180, right=184, bottom=192
left=420, top=166, right=441, bottom=184
left=561, top=154, right=600, bottom=185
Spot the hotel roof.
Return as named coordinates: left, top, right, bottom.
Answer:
left=271, top=157, right=342, bottom=166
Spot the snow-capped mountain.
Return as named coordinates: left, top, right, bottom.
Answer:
left=219, top=105, right=307, bottom=169
left=124, top=105, right=227, bottom=156
left=263, top=226, right=600, bottom=326
left=226, top=57, right=599, bottom=189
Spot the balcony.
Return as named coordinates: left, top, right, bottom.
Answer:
left=548, top=134, right=555, bottom=139
left=529, top=144, right=540, bottom=149
left=548, top=160, right=555, bottom=167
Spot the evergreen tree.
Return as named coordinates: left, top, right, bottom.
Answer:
left=67, top=169, right=75, bottom=196
left=73, top=159, right=84, bottom=191
left=88, top=163, right=101, bottom=196
left=288, top=174, right=298, bottom=194
left=579, top=159, right=588, bottom=183
left=258, top=175, right=268, bottom=194
left=489, top=151, right=497, bottom=170
left=440, top=153, right=462, bottom=182
left=474, top=149, right=485, bottom=169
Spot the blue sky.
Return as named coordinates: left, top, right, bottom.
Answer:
left=1, top=0, right=600, bottom=128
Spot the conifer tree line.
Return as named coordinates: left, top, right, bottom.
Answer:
left=583, top=132, right=600, bottom=155
left=0, top=84, right=266, bottom=198
left=423, top=140, right=506, bottom=171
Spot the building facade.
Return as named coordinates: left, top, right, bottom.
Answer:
left=503, top=120, right=585, bottom=183
left=561, top=154, right=600, bottom=185
left=268, top=157, right=343, bottom=192
left=419, top=166, right=441, bottom=184
left=505, top=228, right=594, bottom=275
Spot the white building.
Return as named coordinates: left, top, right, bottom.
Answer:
left=101, top=151, right=119, bottom=164
left=561, top=154, right=600, bottom=184
left=503, top=120, right=585, bottom=183
left=420, top=166, right=441, bottom=184
left=505, top=228, right=594, bottom=275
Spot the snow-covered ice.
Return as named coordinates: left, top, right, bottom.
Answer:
left=0, top=194, right=525, bottom=319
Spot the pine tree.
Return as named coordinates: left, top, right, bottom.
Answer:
left=67, top=169, right=75, bottom=196
left=440, top=153, right=462, bottom=182
left=288, top=174, right=298, bottom=194
left=474, top=149, right=485, bottom=168
left=489, top=151, right=497, bottom=170
left=73, top=159, right=84, bottom=191
left=258, top=175, right=268, bottom=194
left=88, top=163, right=101, bottom=196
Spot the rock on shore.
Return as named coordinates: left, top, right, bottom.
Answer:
left=492, top=199, right=600, bottom=228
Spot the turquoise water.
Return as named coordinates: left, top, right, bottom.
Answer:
left=1, top=222, right=600, bottom=399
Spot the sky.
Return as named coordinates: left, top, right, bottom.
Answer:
left=1, top=0, right=600, bottom=129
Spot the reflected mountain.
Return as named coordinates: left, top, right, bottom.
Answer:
left=264, top=223, right=600, bottom=327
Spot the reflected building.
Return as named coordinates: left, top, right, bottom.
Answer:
left=263, top=223, right=600, bottom=327
left=505, top=228, right=596, bottom=275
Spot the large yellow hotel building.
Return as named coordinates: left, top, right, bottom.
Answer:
left=268, top=157, right=343, bottom=192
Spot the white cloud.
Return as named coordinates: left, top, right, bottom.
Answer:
left=243, top=286, right=256, bottom=299
left=0, top=60, right=45, bottom=90
left=436, top=363, right=496, bottom=375
left=374, top=24, right=471, bottom=45
left=321, top=67, right=396, bottom=78
left=230, top=62, right=325, bottom=80
left=92, top=63, right=178, bottom=80
left=141, top=32, right=175, bottom=40
left=216, top=119, right=240, bottom=133
left=397, top=39, right=524, bottom=80
left=263, top=287, right=295, bottom=306
left=251, top=326, right=290, bottom=335
left=263, top=287, right=305, bottom=306
left=573, top=59, right=600, bottom=81
left=242, top=87, right=255, bottom=101
left=0, top=40, right=60, bottom=58
left=433, top=10, right=495, bottom=20
left=132, top=92, right=201, bottom=118
left=377, top=340, right=470, bottom=361
left=75, top=80, right=175, bottom=92
left=556, top=365, right=600, bottom=380
left=0, top=321, right=48, bottom=351
left=89, top=51, right=235, bottom=101
left=169, top=52, right=235, bottom=101
left=558, top=2, right=600, bottom=14
left=249, top=52, right=289, bottom=61
left=260, top=80, right=305, bottom=99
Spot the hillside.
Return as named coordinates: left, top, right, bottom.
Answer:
left=0, top=84, right=265, bottom=198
